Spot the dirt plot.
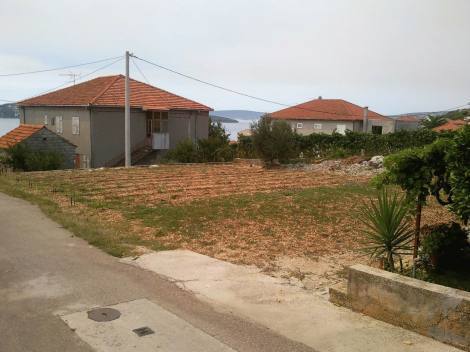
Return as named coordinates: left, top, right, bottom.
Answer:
left=3, top=163, right=455, bottom=294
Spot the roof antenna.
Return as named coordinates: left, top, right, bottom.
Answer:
left=59, top=72, right=81, bottom=85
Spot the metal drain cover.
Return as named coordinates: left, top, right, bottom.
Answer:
left=87, top=308, right=121, bottom=322
left=133, top=326, right=155, bottom=337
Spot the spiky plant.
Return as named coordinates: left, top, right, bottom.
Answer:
left=420, top=115, right=446, bottom=129
left=358, top=189, right=414, bottom=272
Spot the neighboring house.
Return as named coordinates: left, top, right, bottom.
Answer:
left=237, top=129, right=252, bottom=137
left=17, top=75, right=212, bottom=168
left=394, top=115, right=420, bottom=131
left=433, top=119, right=468, bottom=132
left=0, top=124, right=76, bottom=169
left=269, top=97, right=395, bottom=135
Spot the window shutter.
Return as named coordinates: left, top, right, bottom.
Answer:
left=56, top=116, right=63, bottom=133
left=72, top=116, right=80, bottom=135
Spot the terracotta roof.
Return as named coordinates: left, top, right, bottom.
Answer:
left=269, top=98, right=389, bottom=121
left=18, top=75, right=212, bottom=111
left=397, top=115, right=419, bottom=122
left=433, top=119, right=467, bottom=132
left=0, top=124, right=44, bottom=149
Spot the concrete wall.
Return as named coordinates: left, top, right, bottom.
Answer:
left=22, top=128, right=76, bottom=169
left=338, top=264, right=470, bottom=351
left=20, top=106, right=91, bottom=165
left=168, top=110, right=209, bottom=148
left=284, top=119, right=395, bottom=135
left=90, top=107, right=146, bottom=168
left=396, top=120, right=420, bottom=131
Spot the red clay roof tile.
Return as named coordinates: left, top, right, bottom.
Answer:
left=269, top=98, right=389, bottom=122
left=18, top=75, right=212, bottom=111
left=0, top=124, right=44, bottom=149
left=433, top=119, right=467, bottom=132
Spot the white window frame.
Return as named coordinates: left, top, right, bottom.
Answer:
left=56, top=116, right=63, bottom=134
left=313, top=123, right=322, bottom=130
left=72, top=116, right=80, bottom=135
left=44, top=115, right=48, bottom=125
left=296, top=122, right=303, bottom=129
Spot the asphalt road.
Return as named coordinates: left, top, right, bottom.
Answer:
left=0, top=192, right=315, bottom=352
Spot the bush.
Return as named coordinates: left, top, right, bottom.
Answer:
left=251, top=115, right=297, bottom=164
left=164, top=139, right=199, bottom=163
left=3, top=143, right=64, bottom=171
left=358, top=189, right=414, bottom=272
left=236, top=135, right=256, bottom=158
left=421, top=222, right=469, bottom=270
left=165, top=120, right=234, bottom=163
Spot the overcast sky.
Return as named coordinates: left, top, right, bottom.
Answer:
left=0, top=0, right=469, bottom=114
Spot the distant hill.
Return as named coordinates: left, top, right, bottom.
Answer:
left=0, top=103, right=19, bottom=119
left=211, top=110, right=264, bottom=121
left=209, top=114, right=238, bottom=123
left=388, top=111, right=449, bottom=120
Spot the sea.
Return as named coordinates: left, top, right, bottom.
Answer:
left=0, top=118, right=19, bottom=136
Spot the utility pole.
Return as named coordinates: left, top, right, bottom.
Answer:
left=125, top=51, right=131, bottom=167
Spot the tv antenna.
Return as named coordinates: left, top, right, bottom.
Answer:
left=59, top=72, right=81, bottom=85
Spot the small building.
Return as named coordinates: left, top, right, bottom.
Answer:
left=269, top=97, right=395, bottom=135
left=0, top=124, right=77, bottom=169
left=17, top=75, right=212, bottom=168
left=394, top=115, right=420, bottom=131
left=433, top=119, right=468, bottom=132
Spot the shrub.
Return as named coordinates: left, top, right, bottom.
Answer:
left=447, top=126, right=470, bottom=223
left=164, top=139, right=199, bottom=163
left=3, top=143, right=64, bottom=171
left=358, top=189, right=414, bottom=272
left=251, top=115, right=297, bottom=164
left=421, top=222, right=469, bottom=270
left=236, top=135, right=256, bottom=158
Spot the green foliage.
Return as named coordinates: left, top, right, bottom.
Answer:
left=358, top=189, right=414, bottom=272
left=420, top=115, right=446, bottom=129
left=447, top=126, right=470, bottom=223
left=236, top=135, right=256, bottom=158
left=198, top=121, right=234, bottom=162
left=165, top=120, right=234, bottom=163
left=3, top=143, right=64, bottom=171
left=295, top=129, right=437, bottom=160
left=439, top=108, right=470, bottom=121
left=251, top=115, right=297, bottom=164
left=421, top=222, right=469, bottom=270
left=164, top=139, right=199, bottom=163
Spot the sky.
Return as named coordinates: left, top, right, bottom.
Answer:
left=0, top=0, right=469, bottom=115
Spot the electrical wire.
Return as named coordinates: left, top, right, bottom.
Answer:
left=0, top=55, right=123, bottom=77
left=131, top=57, right=150, bottom=84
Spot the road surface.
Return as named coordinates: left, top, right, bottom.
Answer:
left=0, top=192, right=314, bottom=352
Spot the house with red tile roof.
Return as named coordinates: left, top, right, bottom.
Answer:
left=269, top=97, right=395, bottom=135
left=17, top=75, right=212, bottom=168
left=0, top=124, right=76, bottom=169
left=433, top=119, right=468, bottom=132
left=395, top=115, right=420, bottom=131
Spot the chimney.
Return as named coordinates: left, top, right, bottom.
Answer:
left=363, top=106, right=369, bottom=133
left=318, top=96, right=322, bottom=100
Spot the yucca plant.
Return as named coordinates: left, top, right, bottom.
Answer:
left=358, top=189, right=414, bottom=272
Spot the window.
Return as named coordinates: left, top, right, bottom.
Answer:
left=44, top=115, right=48, bottom=125
left=56, top=116, right=63, bottom=134
left=72, top=116, right=80, bottom=135
left=313, top=123, right=322, bottom=130
left=372, top=125, right=383, bottom=135
left=51, top=116, right=55, bottom=126
left=296, top=122, right=303, bottom=129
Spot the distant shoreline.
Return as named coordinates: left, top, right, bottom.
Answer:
left=0, top=117, right=19, bottom=119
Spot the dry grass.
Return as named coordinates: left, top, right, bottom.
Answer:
left=0, top=163, right=455, bottom=267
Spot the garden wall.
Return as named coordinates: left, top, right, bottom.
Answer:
left=330, top=264, right=470, bottom=351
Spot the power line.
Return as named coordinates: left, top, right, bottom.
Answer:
left=131, top=56, right=150, bottom=84
left=8, top=56, right=124, bottom=104
left=0, top=55, right=122, bottom=77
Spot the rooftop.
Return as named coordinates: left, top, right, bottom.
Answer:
left=0, top=124, right=44, bottom=149
left=18, top=75, right=212, bottom=112
left=269, top=98, right=389, bottom=121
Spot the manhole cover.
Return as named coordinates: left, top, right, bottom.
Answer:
left=87, top=308, right=121, bottom=322
left=133, top=326, right=155, bottom=337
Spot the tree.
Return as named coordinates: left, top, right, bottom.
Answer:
left=251, top=114, right=297, bottom=165
left=420, top=115, right=446, bottom=129
left=198, top=120, right=233, bottom=162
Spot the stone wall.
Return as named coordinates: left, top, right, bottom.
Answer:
left=330, top=264, right=470, bottom=351
left=22, top=128, right=76, bottom=169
